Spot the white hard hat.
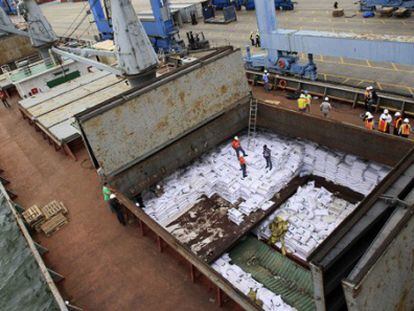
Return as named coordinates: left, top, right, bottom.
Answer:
left=404, top=118, right=409, bottom=123
left=110, top=194, right=116, bottom=199
left=366, top=112, right=373, bottom=119
left=324, top=97, right=329, bottom=101
left=366, top=86, right=370, bottom=90
left=234, top=136, right=239, bottom=140
left=384, top=109, right=389, bottom=114
left=300, top=94, right=306, bottom=98
left=395, top=112, right=401, bottom=117
left=264, top=69, right=268, bottom=73
left=369, top=86, right=374, bottom=90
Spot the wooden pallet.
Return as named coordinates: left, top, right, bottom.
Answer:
left=41, top=200, right=68, bottom=220
left=40, top=212, right=68, bottom=237
left=22, top=205, right=44, bottom=225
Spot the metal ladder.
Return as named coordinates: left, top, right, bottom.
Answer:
left=247, top=97, right=258, bottom=148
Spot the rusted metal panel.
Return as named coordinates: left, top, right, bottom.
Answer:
left=110, top=99, right=250, bottom=196
left=342, top=211, right=414, bottom=310
left=79, top=49, right=250, bottom=176
left=0, top=34, right=36, bottom=65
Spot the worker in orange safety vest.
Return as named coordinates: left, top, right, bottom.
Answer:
left=231, top=136, right=247, bottom=159
left=239, top=155, right=247, bottom=178
left=378, top=109, right=392, bottom=133
left=363, top=112, right=374, bottom=130
left=392, top=112, right=403, bottom=136
left=399, top=118, right=411, bottom=138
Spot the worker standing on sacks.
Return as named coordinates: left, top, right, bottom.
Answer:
left=232, top=136, right=247, bottom=159
left=399, top=119, right=411, bottom=138
left=239, top=155, right=247, bottom=179
left=393, top=112, right=403, bottom=135
left=263, top=145, right=272, bottom=171
left=378, top=109, right=392, bottom=134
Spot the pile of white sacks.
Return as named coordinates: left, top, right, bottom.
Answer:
left=253, top=181, right=356, bottom=260
left=143, top=132, right=390, bottom=228
left=212, top=254, right=296, bottom=311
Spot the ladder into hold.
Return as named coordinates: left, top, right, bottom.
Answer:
left=247, top=97, right=258, bottom=148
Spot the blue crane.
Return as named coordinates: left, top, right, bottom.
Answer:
left=212, top=0, right=293, bottom=11
left=88, top=0, right=184, bottom=53
left=0, top=0, right=17, bottom=15
left=245, top=0, right=414, bottom=80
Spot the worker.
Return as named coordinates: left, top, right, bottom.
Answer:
left=364, top=86, right=373, bottom=112
left=304, top=90, right=312, bottom=111
left=379, top=109, right=392, bottom=134
left=0, top=89, right=10, bottom=108
left=133, top=193, right=145, bottom=208
left=263, top=70, right=270, bottom=92
left=255, top=31, right=260, bottom=47
left=334, top=1, right=339, bottom=9
left=320, top=97, right=332, bottom=118
left=249, top=31, right=255, bottom=46
left=392, top=112, right=403, bottom=136
left=239, top=155, right=247, bottom=178
left=363, top=112, right=374, bottom=130
left=263, top=145, right=272, bottom=171
left=399, top=118, right=411, bottom=138
left=297, top=94, right=308, bottom=112
left=108, top=194, right=126, bottom=226
left=232, top=136, right=247, bottom=158
left=102, top=182, right=112, bottom=209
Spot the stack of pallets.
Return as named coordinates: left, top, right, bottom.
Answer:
left=22, top=205, right=45, bottom=231
left=22, top=201, right=69, bottom=236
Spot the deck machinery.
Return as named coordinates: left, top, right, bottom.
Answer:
left=360, top=0, right=414, bottom=11
left=88, top=0, right=184, bottom=53
left=245, top=0, right=414, bottom=80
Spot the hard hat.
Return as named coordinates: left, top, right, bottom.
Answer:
left=234, top=136, right=239, bottom=140
left=110, top=194, right=116, bottom=199
left=384, top=109, right=389, bottom=114
left=368, top=86, right=374, bottom=90
left=404, top=118, right=409, bottom=123
left=300, top=94, right=306, bottom=98
left=264, top=69, right=268, bottom=73
left=366, top=112, right=373, bottom=119
left=366, top=86, right=370, bottom=90
left=324, top=97, right=329, bottom=101
left=395, top=112, right=401, bottom=117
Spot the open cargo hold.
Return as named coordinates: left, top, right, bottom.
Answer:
left=75, top=46, right=414, bottom=310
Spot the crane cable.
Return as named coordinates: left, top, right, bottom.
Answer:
left=65, top=0, right=101, bottom=40
left=61, top=1, right=90, bottom=38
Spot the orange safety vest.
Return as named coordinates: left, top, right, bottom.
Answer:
left=393, top=117, right=402, bottom=129
left=365, top=119, right=374, bottom=130
left=239, top=156, right=246, bottom=165
left=232, top=140, right=240, bottom=149
left=378, top=119, right=388, bottom=132
left=401, top=124, right=411, bottom=136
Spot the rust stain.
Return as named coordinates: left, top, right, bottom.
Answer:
left=395, top=287, right=409, bottom=311
left=220, top=85, right=228, bottom=95
left=156, top=120, right=168, bottom=131
left=179, top=91, right=185, bottom=103
left=162, top=88, right=170, bottom=97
